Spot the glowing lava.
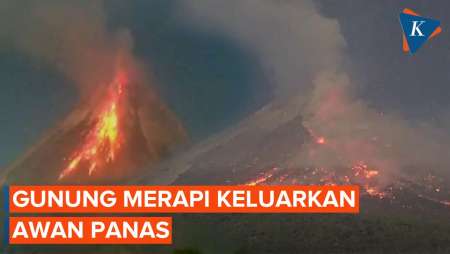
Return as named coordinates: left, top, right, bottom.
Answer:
left=316, top=137, right=326, bottom=145
left=58, top=72, right=125, bottom=180
left=246, top=167, right=278, bottom=186
left=245, top=162, right=389, bottom=199
left=352, top=162, right=379, bottom=179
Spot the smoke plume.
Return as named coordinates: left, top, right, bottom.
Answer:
left=299, top=71, right=450, bottom=181
left=0, top=0, right=134, bottom=97
left=178, top=0, right=450, bottom=181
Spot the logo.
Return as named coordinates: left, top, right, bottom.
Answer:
left=399, top=8, right=442, bottom=54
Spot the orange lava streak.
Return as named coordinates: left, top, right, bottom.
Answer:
left=246, top=173, right=274, bottom=186
left=58, top=74, right=125, bottom=180
left=352, top=162, right=380, bottom=179
left=246, top=167, right=279, bottom=186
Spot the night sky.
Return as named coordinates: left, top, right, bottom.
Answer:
left=1, top=0, right=449, bottom=168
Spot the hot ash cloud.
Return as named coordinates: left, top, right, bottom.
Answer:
left=298, top=71, right=450, bottom=184
left=177, top=0, right=344, bottom=98
left=179, top=0, right=450, bottom=185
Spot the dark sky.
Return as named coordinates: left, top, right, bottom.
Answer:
left=0, top=0, right=449, bottom=168
left=0, top=51, right=77, bottom=168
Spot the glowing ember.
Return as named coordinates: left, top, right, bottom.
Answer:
left=58, top=72, right=125, bottom=180
left=364, top=186, right=388, bottom=199
left=245, top=162, right=390, bottom=199
left=246, top=167, right=278, bottom=186
left=304, top=125, right=326, bottom=145
left=352, top=162, right=379, bottom=179
left=316, top=137, right=326, bottom=144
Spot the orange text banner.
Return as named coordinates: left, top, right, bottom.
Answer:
left=9, top=216, right=172, bottom=245
left=9, top=185, right=359, bottom=213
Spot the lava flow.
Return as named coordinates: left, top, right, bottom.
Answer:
left=58, top=72, right=126, bottom=180
left=245, top=163, right=388, bottom=198
left=3, top=56, right=186, bottom=185
left=245, top=155, right=450, bottom=207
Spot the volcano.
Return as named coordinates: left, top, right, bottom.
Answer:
left=124, top=98, right=450, bottom=253
left=137, top=97, right=450, bottom=211
left=2, top=68, right=187, bottom=185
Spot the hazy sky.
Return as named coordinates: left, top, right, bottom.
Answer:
left=0, top=0, right=449, bottom=168
left=317, top=1, right=450, bottom=118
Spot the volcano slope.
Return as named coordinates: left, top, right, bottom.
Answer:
left=133, top=98, right=450, bottom=254
left=1, top=78, right=187, bottom=185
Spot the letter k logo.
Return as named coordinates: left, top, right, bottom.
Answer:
left=399, top=8, right=441, bottom=54
left=410, top=21, right=426, bottom=36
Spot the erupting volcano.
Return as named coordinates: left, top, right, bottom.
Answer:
left=58, top=71, right=127, bottom=180
left=2, top=60, right=187, bottom=185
